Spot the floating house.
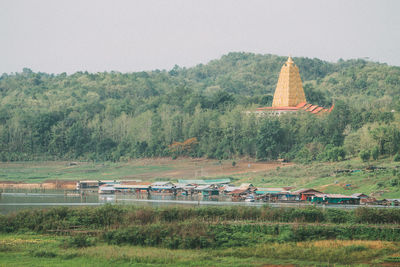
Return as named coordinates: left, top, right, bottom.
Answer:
left=311, top=193, right=360, bottom=205
left=293, top=189, right=323, bottom=201
left=351, top=193, right=369, bottom=199
left=77, top=180, right=119, bottom=190
left=98, top=184, right=117, bottom=194
left=77, top=180, right=99, bottom=190
left=229, top=188, right=252, bottom=200
left=194, top=184, right=220, bottom=197
left=256, top=188, right=297, bottom=201
left=150, top=181, right=176, bottom=194
left=114, top=184, right=151, bottom=193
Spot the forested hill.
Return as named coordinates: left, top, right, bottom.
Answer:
left=0, top=52, right=400, bottom=162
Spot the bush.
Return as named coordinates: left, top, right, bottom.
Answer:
left=319, top=145, right=346, bottom=162
left=394, top=153, right=400, bottom=162
left=371, top=147, right=379, bottom=160
left=65, top=235, right=94, bottom=248
left=359, top=150, right=370, bottom=162
left=30, top=249, right=57, bottom=258
left=295, top=147, right=312, bottom=163
left=325, top=209, right=350, bottom=223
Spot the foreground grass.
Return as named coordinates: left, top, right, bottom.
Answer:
left=1, top=205, right=400, bottom=266
left=0, top=234, right=399, bottom=266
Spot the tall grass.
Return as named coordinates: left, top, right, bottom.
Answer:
left=1, top=205, right=400, bottom=234
left=1, top=233, right=399, bottom=266
left=1, top=205, right=400, bottom=251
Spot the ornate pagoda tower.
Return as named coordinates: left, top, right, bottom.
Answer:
left=253, top=56, right=333, bottom=115
left=272, top=56, right=306, bottom=107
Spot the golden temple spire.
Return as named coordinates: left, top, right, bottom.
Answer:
left=287, top=56, right=294, bottom=65
left=271, top=56, right=307, bottom=107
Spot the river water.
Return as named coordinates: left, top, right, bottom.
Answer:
left=0, top=189, right=398, bottom=214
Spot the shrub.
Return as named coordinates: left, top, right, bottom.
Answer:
left=320, top=145, right=346, bottom=162
left=325, top=209, right=350, bottom=223
left=371, top=147, right=379, bottom=160
left=394, top=153, right=400, bottom=162
left=295, top=147, right=312, bottom=163
left=359, top=150, right=370, bottom=162
left=30, top=249, right=57, bottom=258
left=65, top=235, right=94, bottom=248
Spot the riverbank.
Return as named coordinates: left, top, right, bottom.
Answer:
left=1, top=158, right=400, bottom=198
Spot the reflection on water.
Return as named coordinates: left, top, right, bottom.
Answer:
left=1, top=189, right=397, bottom=214
left=0, top=189, right=235, bottom=214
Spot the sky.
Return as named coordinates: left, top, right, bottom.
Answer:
left=1, top=0, right=399, bottom=74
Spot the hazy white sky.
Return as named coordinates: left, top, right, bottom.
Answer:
left=1, top=0, right=399, bottom=74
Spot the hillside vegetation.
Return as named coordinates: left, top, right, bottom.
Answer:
left=1, top=52, right=400, bottom=163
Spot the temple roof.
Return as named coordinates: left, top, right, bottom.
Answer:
left=256, top=102, right=332, bottom=115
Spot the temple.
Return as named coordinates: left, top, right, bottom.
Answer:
left=272, top=56, right=306, bottom=107
left=255, top=56, right=333, bottom=116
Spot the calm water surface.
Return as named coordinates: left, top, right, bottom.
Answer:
left=1, top=189, right=397, bottom=214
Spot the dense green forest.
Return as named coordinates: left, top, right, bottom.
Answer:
left=1, top=52, right=400, bottom=162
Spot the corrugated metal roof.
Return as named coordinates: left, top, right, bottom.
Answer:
left=178, top=179, right=231, bottom=185
left=257, top=187, right=287, bottom=192
left=99, top=186, right=116, bottom=191
left=151, top=181, right=174, bottom=186
left=120, top=181, right=152, bottom=185
left=314, top=193, right=359, bottom=199
left=229, top=188, right=248, bottom=194
left=351, top=193, right=369, bottom=198
left=114, top=185, right=149, bottom=189
left=293, top=188, right=322, bottom=194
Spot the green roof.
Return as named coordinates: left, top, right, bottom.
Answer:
left=255, top=190, right=282, bottom=194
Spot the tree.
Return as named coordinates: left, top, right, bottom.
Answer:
left=256, top=119, right=283, bottom=160
left=359, top=150, right=370, bottom=162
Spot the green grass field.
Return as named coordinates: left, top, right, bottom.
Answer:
left=0, top=161, right=173, bottom=183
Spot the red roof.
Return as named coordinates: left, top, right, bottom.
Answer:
left=293, top=188, right=322, bottom=195
left=257, top=106, right=299, bottom=111
left=255, top=103, right=334, bottom=115
left=229, top=189, right=248, bottom=195
left=307, top=105, right=319, bottom=112
left=312, top=107, right=324, bottom=114
left=296, top=102, right=307, bottom=108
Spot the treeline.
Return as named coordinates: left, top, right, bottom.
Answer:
left=0, top=52, right=400, bottom=161
left=1, top=205, right=400, bottom=250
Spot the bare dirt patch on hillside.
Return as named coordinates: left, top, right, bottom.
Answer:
left=0, top=158, right=292, bottom=189
left=121, top=158, right=291, bottom=180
